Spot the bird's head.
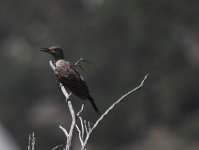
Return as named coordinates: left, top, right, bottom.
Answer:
left=40, top=46, right=65, bottom=60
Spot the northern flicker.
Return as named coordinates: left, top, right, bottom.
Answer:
left=40, top=46, right=100, bottom=114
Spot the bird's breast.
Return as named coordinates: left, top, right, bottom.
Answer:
left=55, top=59, right=70, bottom=67
left=55, top=59, right=72, bottom=76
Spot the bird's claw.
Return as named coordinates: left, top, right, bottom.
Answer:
left=56, top=83, right=63, bottom=92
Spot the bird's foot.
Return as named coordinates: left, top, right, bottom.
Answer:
left=56, top=83, right=63, bottom=92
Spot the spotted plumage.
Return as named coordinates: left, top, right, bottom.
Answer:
left=41, top=46, right=100, bottom=114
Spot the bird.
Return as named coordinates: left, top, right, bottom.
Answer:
left=40, top=46, right=100, bottom=114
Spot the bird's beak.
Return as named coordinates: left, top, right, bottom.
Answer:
left=40, top=48, right=50, bottom=53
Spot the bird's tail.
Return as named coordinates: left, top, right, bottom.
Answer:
left=87, top=95, right=101, bottom=115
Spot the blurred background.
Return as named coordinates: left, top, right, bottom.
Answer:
left=0, top=0, right=199, bottom=149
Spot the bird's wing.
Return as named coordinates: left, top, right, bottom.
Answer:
left=55, top=67, right=90, bottom=98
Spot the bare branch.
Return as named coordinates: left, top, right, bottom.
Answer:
left=59, top=101, right=76, bottom=150
left=76, top=104, right=85, bottom=140
left=28, top=132, right=36, bottom=150
left=77, top=104, right=85, bottom=117
left=73, top=58, right=92, bottom=73
left=60, top=83, right=71, bottom=100
left=84, top=120, right=88, bottom=134
left=75, top=58, right=92, bottom=65
left=52, top=145, right=63, bottom=150
left=59, top=125, right=69, bottom=138
left=79, top=116, right=84, bottom=140
left=65, top=100, right=76, bottom=150
left=88, top=121, right=91, bottom=132
left=76, top=125, right=84, bottom=146
left=94, top=74, right=148, bottom=129
left=81, top=74, right=149, bottom=149
left=28, top=135, right=31, bottom=150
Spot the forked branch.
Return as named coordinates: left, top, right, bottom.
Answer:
left=80, top=74, right=149, bottom=150
left=49, top=59, right=149, bottom=150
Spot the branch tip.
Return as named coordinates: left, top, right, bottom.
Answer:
left=140, top=74, right=149, bottom=86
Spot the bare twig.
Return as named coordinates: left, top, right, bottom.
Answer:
left=84, top=120, right=88, bottom=134
left=65, top=100, right=76, bottom=150
left=73, top=58, right=92, bottom=73
left=75, top=58, right=92, bottom=65
left=52, top=145, right=63, bottom=150
left=81, top=74, right=149, bottom=150
left=88, top=121, right=91, bottom=132
left=59, top=125, right=69, bottom=138
left=28, top=132, right=36, bottom=150
left=79, top=116, right=84, bottom=140
left=76, top=125, right=84, bottom=146
left=76, top=104, right=85, bottom=140
left=77, top=104, right=85, bottom=117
